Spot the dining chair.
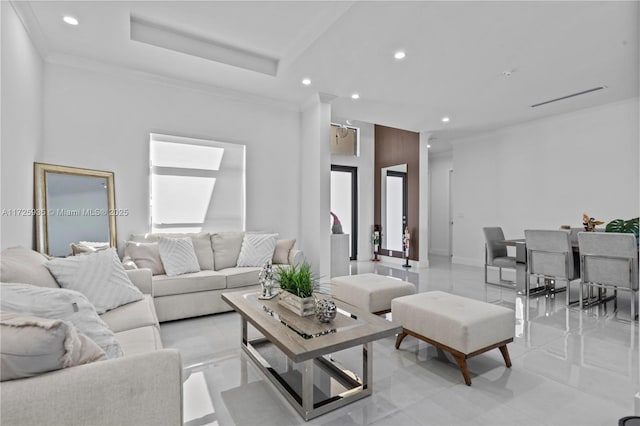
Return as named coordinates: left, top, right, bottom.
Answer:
left=483, top=227, right=516, bottom=287
left=578, top=232, right=638, bottom=320
left=524, top=230, right=578, bottom=304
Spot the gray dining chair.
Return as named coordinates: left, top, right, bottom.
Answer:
left=578, top=232, right=638, bottom=320
left=524, top=229, right=579, bottom=304
left=483, top=227, right=516, bottom=286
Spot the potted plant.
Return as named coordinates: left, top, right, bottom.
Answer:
left=276, top=262, right=317, bottom=316
left=605, top=217, right=639, bottom=241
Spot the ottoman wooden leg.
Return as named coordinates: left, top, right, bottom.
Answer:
left=453, top=355, right=472, bottom=386
left=499, top=345, right=512, bottom=368
left=395, top=331, right=408, bottom=349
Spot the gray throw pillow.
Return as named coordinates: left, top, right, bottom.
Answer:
left=211, top=232, right=245, bottom=271
left=157, top=237, right=200, bottom=277
left=273, top=239, right=296, bottom=264
left=0, top=283, right=123, bottom=358
left=0, top=312, right=107, bottom=381
left=124, top=241, right=166, bottom=275
left=45, top=248, right=144, bottom=314
left=0, top=247, right=60, bottom=289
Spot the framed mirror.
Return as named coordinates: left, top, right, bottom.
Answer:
left=380, top=164, right=407, bottom=255
left=34, top=163, right=117, bottom=257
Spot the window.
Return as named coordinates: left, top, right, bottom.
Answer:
left=150, top=133, right=245, bottom=233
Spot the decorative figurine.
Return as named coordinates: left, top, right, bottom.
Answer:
left=258, top=261, right=277, bottom=299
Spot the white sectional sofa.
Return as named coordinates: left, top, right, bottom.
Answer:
left=0, top=247, right=183, bottom=426
left=123, top=232, right=303, bottom=322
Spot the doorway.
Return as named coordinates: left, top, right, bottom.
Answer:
left=330, top=165, right=358, bottom=260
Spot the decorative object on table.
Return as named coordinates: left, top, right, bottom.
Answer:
left=258, top=261, right=278, bottom=300
left=402, top=226, right=411, bottom=268
left=276, top=262, right=317, bottom=316
left=372, top=224, right=381, bottom=262
left=583, top=213, right=604, bottom=232
left=330, top=212, right=344, bottom=234
left=314, top=297, right=337, bottom=323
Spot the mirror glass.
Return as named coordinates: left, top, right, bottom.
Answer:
left=34, top=163, right=116, bottom=257
left=380, top=164, right=407, bottom=253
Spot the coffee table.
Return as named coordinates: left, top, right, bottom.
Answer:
left=222, top=290, right=402, bottom=421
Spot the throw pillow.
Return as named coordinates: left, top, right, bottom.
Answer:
left=45, top=248, right=144, bottom=314
left=124, top=241, right=165, bottom=275
left=272, top=239, right=296, bottom=264
left=237, top=233, right=278, bottom=267
left=0, top=247, right=60, bottom=289
left=157, top=237, right=200, bottom=277
left=70, top=241, right=111, bottom=256
left=0, top=312, right=107, bottom=381
left=0, top=283, right=123, bottom=358
left=211, top=232, right=245, bottom=271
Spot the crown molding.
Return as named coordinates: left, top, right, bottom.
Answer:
left=9, top=0, right=49, bottom=59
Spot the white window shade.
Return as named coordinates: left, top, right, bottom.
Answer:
left=150, top=133, right=245, bottom=233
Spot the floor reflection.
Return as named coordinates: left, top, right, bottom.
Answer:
left=162, top=255, right=640, bottom=425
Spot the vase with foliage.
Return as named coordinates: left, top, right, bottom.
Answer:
left=583, top=213, right=604, bottom=232
left=605, top=217, right=639, bottom=242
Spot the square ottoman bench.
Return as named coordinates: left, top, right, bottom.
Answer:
left=392, top=291, right=514, bottom=386
left=331, top=273, right=416, bottom=314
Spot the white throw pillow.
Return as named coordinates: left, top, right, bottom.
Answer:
left=45, top=248, right=144, bottom=314
left=0, top=312, right=107, bottom=381
left=157, top=237, right=200, bottom=277
left=237, top=233, right=278, bottom=267
left=0, top=283, right=123, bottom=358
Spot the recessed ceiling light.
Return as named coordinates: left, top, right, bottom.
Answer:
left=441, top=116, right=450, bottom=123
left=427, top=144, right=431, bottom=148
left=301, top=78, right=311, bottom=86
left=394, top=51, right=406, bottom=60
left=63, top=16, right=79, bottom=26
left=351, top=93, right=360, bottom=100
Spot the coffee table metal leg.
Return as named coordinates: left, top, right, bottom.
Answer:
left=301, top=359, right=314, bottom=418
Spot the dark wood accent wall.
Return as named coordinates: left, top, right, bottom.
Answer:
left=374, top=124, right=420, bottom=260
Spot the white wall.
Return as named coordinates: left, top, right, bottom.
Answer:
left=0, top=2, right=44, bottom=250
left=451, top=98, right=639, bottom=266
left=41, top=63, right=301, bottom=252
left=330, top=121, right=375, bottom=261
left=428, top=151, right=453, bottom=256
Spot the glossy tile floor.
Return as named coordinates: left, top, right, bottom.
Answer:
left=161, top=256, right=640, bottom=426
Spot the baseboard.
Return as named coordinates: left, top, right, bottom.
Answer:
left=429, top=249, right=450, bottom=256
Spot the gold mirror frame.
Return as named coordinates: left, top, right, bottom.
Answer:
left=34, top=162, right=117, bottom=256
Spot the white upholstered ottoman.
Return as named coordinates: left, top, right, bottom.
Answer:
left=392, top=291, right=514, bottom=386
left=331, top=273, right=416, bottom=314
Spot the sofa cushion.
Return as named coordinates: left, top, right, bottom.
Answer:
left=115, top=326, right=163, bottom=356
left=99, top=295, right=158, bottom=333
left=0, top=312, right=107, bottom=381
left=124, top=241, right=165, bottom=275
left=153, top=270, right=226, bottom=297
left=211, top=232, right=244, bottom=271
left=0, top=283, right=123, bottom=359
left=0, top=247, right=59, bottom=289
left=130, top=232, right=214, bottom=271
left=218, top=267, right=261, bottom=289
left=237, top=233, right=278, bottom=267
left=158, top=237, right=201, bottom=276
left=273, top=239, right=296, bottom=264
left=45, top=249, right=144, bottom=314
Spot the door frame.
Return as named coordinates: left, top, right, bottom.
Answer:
left=331, top=165, right=358, bottom=260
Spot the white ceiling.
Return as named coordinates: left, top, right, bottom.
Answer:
left=13, top=1, right=639, bottom=152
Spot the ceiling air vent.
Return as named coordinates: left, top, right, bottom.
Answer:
left=530, top=86, right=606, bottom=108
